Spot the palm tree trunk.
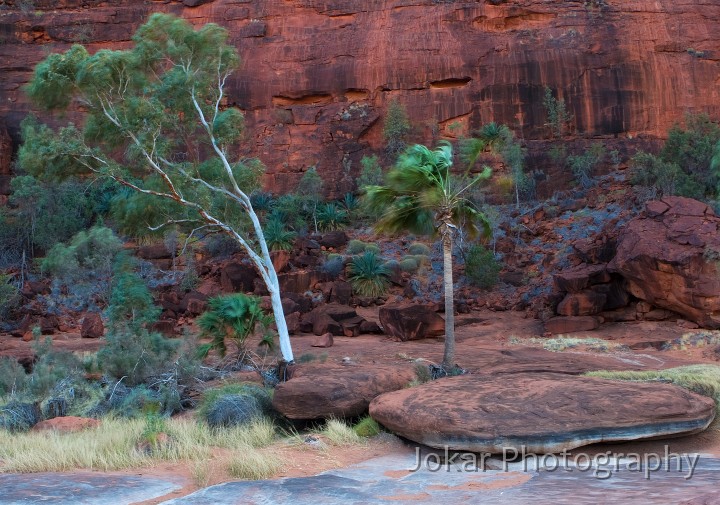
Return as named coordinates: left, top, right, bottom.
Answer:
left=441, top=226, right=455, bottom=369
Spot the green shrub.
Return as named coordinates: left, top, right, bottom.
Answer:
left=346, top=239, right=368, bottom=255
left=27, top=337, right=82, bottom=398
left=0, top=357, right=27, bottom=397
left=357, top=155, right=384, bottom=189
left=197, top=294, right=274, bottom=358
left=316, top=202, right=349, bottom=232
left=410, top=254, right=430, bottom=267
left=40, top=225, right=123, bottom=292
left=465, top=244, right=501, bottom=289
left=383, top=99, right=411, bottom=155
left=347, top=252, right=391, bottom=297
left=543, top=86, right=573, bottom=138
left=0, top=402, right=41, bottom=432
left=353, top=416, right=381, bottom=437
left=407, top=242, right=430, bottom=256
left=320, top=255, right=345, bottom=279
left=99, top=260, right=177, bottom=386
left=0, top=274, right=19, bottom=320
left=567, top=143, right=605, bottom=188
left=9, top=175, right=97, bottom=254
left=631, top=152, right=703, bottom=199
left=99, top=329, right=178, bottom=387
left=399, top=257, right=419, bottom=273
left=263, top=218, right=297, bottom=252
left=365, top=244, right=380, bottom=255
left=198, top=384, right=273, bottom=428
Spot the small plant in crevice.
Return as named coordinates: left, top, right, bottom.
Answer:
left=347, top=251, right=390, bottom=297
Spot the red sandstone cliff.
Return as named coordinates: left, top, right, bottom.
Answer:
left=1, top=0, right=719, bottom=196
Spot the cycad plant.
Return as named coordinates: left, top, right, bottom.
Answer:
left=364, top=142, right=490, bottom=369
left=316, top=202, right=349, bottom=232
left=347, top=252, right=390, bottom=297
left=263, top=218, right=297, bottom=252
left=197, top=294, right=274, bottom=358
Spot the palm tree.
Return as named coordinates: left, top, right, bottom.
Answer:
left=364, top=141, right=490, bottom=369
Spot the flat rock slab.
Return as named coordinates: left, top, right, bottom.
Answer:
left=0, top=472, right=181, bottom=505
left=161, top=452, right=720, bottom=505
left=369, top=373, right=716, bottom=453
left=272, top=364, right=415, bottom=419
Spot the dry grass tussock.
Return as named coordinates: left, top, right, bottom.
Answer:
left=0, top=416, right=280, bottom=474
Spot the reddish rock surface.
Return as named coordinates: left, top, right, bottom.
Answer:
left=545, top=315, right=601, bottom=334
left=379, top=304, right=445, bottom=341
left=272, top=363, right=415, bottom=419
left=369, top=373, right=716, bottom=453
left=311, top=332, right=333, bottom=348
left=1, top=1, right=719, bottom=198
left=32, top=416, right=101, bottom=433
left=609, top=197, right=720, bottom=328
left=80, top=312, right=104, bottom=339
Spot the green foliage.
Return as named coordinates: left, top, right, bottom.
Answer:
left=319, top=255, right=345, bottom=279
left=465, top=244, right=501, bottom=289
left=383, top=99, right=411, bottom=155
left=316, top=202, right=349, bottom=232
left=347, top=239, right=368, bottom=255
left=399, top=257, right=419, bottom=273
left=543, top=86, right=573, bottom=138
left=107, top=256, right=162, bottom=330
left=296, top=167, right=324, bottom=232
left=98, top=259, right=176, bottom=386
left=197, top=294, right=274, bottom=358
left=40, top=225, right=123, bottom=284
left=98, top=329, right=178, bottom=387
left=631, top=114, right=720, bottom=201
left=0, top=358, right=27, bottom=397
left=0, top=274, right=19, bottom=320
left=567, top=143, right=605, bottom=188
left=548, top=144, right=567, bottom=164
left=27, top=336, right=82, bottom=398
left=630, top=152, right=695, bottom=198
left=407, top=242, right=431, bottom=256
left=0, top=402, right=41, bottom=433
left=8, top=173, right=103, bottom=255
left=353, top=416, right=381, bottom=437
left=365, top=142, right=491, bottom=239
left=347, top=252, right=390, bottom=297
left=263, top=218, right=297, bottom=252
left=357, top=155, right=384, bottom=188
left=198, top=383, right=273, bottom=428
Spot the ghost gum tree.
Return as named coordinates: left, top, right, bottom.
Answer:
left=20, top=14, right=295, bottom=362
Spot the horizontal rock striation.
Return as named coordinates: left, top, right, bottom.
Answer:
left=1, top=0, right=720, bottom=197
left=370, top=373, right=716, bottom=453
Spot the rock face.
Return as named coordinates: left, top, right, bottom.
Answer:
left=369, top=373, right=716, bottom=453
left=379, top=304, right=445, bottom=341
left=2, top=1, right=720, bottom=198
left=609, top=197, right=720, bottom=328
left=272, top=364, right=415, bottom=419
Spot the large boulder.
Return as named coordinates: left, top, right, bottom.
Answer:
left=609, top=197, right=720, bottom=328
left=379, top=304, right=445, bottom=341
left=370, top=373, right=716, bottom=453
left=272, top=364, right=415, bottom=419
left=80, top=313, right=104, bottom=339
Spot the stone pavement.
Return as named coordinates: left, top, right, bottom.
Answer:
left=2, top=452, right=719, bottom=504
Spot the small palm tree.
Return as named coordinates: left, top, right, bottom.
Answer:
left=364, top=141, right=490, bottom=369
